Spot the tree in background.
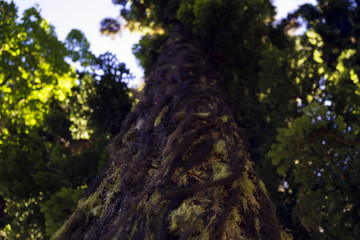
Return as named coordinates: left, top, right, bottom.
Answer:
left=267, top=0, right=360, bottom=238
left=0, top=1, right=132, bottom=239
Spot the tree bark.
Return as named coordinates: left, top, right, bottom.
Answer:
left=53, top=26, right=291, bottom=240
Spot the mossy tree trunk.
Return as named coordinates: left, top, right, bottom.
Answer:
left=53, top=26, right=291, bottom=240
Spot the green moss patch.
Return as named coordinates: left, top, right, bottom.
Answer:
left=154, top=106, right=169, bottom=127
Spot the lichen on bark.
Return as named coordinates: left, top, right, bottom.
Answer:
left=52, top=25, right=291, bottom=240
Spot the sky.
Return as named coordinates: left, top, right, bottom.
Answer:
left=14, top=0, right=316, bottom=87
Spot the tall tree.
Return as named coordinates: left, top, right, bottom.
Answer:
left=53, top=0, right=292, bottom=239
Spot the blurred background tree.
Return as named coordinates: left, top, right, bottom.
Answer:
left=0, top=1, right=133, bottom=239
left=266, top=0, right=360, bottom=238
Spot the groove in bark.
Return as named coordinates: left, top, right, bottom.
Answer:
left=52, top=26, right=292, bottom=240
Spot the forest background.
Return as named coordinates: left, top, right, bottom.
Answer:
left=0, top=0, right=359, bottom=239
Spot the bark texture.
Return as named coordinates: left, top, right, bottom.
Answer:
left=52, top=26, right=291, bottom=240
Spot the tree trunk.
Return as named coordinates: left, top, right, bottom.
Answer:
left=53, top=26, right=291, bottom=240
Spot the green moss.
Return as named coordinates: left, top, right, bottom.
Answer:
left=213, top=140, right=226, bottom=155
left=76, top=185, right=108, bottom=218
left=51, top=210, right=86, bottom=240
left=121, top=128, right=136, bottom=144
left=150, top=190, right=161, bottom=205
left=77, top=197, right=86, bottom=208
left=240, top=198, right=248, bottom=213
left=154, top=106, right=169, bottom=127
left=52, top=181, right=109, bottom=239
left=212, top=162, right=231, bottom=180
left=234, top=177, right=259, bottom=213
left=281, top=229, right=293, bottom=240
left=174, top=111, right=186, bottom=122
left=223, top=208, right=246, bottom=240
left=220, top=115, right=229, bottom=123
left=179, top=172, right=188, bottom=186
left=254, top=218, right=261, bottom=235
left=258, top=179, right=269, bottom=199
left=104, top=175, right=121, bottom=208
left=142, top=190, right=161, bottom=211
left=238, top=178, right=256, bottom=198
left=129, top=221, right=139, bottom=239
left=51, top=222, right=66, bottom=239
left=168, top=199, right=204, bottom=235
left=79, top=191, right=101, bottom=213
left=192, top=112, right=210, bottom=117
left=91, top=205, right=103, bottom=217
left=105, top=190, right=115, bottom=206
left=243, top=158, right=253, bottom=171
left=99, top=171, right=123, bottom=217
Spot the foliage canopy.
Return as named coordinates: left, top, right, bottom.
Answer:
left=0, top=1, right=133, bottom=238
